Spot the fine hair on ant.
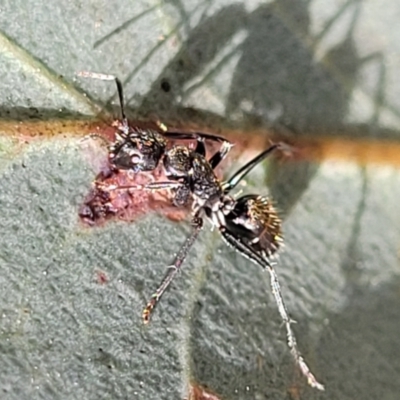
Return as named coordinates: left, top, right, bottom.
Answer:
left=78, top=71, right=324, bottom=390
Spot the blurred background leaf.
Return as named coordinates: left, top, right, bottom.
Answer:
left=0, top=1, right=400, bottom=399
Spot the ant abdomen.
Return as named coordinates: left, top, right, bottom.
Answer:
left=225, top=194, right=283, bottom=257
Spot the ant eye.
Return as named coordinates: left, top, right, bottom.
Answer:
left=130, top=154, right=142, bottom=164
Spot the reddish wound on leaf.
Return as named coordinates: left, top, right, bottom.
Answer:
left=95, top=270, right=109, bottom=285
left=79, top=132, right=190, bottom=226
left=188, top=383, right=222, bottom=400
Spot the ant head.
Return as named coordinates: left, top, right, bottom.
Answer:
left=224, top=194, right=282, bottom=257
left=77, top=72, right=168, bottom=172
left=109, top=128, right=167, bottom=173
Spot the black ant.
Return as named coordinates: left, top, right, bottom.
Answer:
left=78, top=72, right=324, bottom=391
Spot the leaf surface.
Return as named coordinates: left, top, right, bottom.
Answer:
left=1, top=1, right=400, bottom=399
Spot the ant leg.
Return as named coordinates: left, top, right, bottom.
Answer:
left=222, top=143, right=282, bottom=193
left=220, top=228, right=324, bottom=391
left=142, top=216, right=203, bottom=323
left=194, top=137, right=207, bottom=157
left=96, top=181, right=184, bottom=192
left=208, top=139, right=233, bottom=169
left=162, top=131, right=230, bottom=145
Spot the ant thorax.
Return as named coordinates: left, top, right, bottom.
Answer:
left=190, top=153, right=223, bottom=200
left=163, top=145, right=224, bottom=205
left=163, top=146, right=192, bottom=178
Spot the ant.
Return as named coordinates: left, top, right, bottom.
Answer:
left=79, top=72, right=324, bottom=391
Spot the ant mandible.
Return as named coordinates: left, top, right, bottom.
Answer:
left=79, top=72, right=324, bottom=391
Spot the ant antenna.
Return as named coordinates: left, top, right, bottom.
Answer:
left=77, top=71, right=128, bottom=128
left=222, top=144, right=279, bottom=193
